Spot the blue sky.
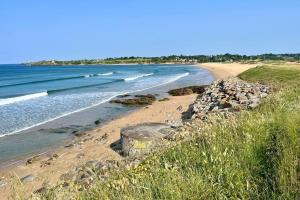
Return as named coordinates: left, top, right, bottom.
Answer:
left=1, top=0, right=300, bottom=63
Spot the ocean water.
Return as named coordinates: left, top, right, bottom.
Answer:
left=0, top=64, right=213, bottom=164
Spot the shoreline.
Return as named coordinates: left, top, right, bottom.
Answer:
left=0, top=94, right=199, bottom=198
left=0, top=63, right=255, bottom=198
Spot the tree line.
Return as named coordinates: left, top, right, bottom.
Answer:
left=29, top=53, right=300, bottom=65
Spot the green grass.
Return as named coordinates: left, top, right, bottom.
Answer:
left=238, top=65, right=300, bottom=88
left=33, top=64, right=300, bottom=200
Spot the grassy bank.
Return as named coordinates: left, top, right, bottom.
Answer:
left=32, top=64, right=299, bottom=200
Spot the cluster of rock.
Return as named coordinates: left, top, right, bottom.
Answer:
left=189, top=77, right=269, bottom=119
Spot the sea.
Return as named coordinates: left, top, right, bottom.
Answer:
left=0, top=64, right=213, bottom=164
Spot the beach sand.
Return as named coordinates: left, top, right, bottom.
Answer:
left=0, top=62, right=257, bottom=199
left=198, top=63, right=258, bottom=79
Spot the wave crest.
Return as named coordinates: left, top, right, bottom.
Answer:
left=0, top=92, right=48, bottom=106
left=123, top=73, right=154, bottom=81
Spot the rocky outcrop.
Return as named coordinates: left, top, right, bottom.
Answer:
left=168, top=86, right=207, bottom=96
left=110, top=94, right=156, bottom=106
left=189, top=77, right=269, bottom=120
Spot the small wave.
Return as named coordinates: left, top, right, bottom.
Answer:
left=0, top=75, right=85, bottom=88
left=128, top=72, right=190, bottom=93
left=84, top=72, right=114, bottom=78
left=123, top=73, right=154, bottom=81
left=47, top=79, right=123, bottom=94
left=98, top=72, right=113, bottom=76
left=0, top=93, right=119, bottom=138
left=0, top=72, right=115, bottom=88
left=0, top=92, right=48, bottom=106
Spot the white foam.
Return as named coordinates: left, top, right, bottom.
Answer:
left=84, top=72, right=114, bottom=78
left=124, top=73, right=154, bottom=81
left=0, top=93, right=119, bottom=138
left=129, top=72, right=190, bottom=93
left=98, top=72, right=113, bottom=76
left=0, top=92, right=48, bottom=106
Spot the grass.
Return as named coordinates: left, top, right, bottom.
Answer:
left=32, top=64, right=300, bottom=200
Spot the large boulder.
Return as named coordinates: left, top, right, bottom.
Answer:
left=121, top=123, right=172, bottom=157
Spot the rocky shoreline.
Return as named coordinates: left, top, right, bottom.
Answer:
left=21, top=77, right=270, bottom=196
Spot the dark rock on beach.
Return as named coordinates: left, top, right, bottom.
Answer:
left=110, top=94, right=156, bottom=106
left=26, top=155, right=41, bottom=165
left=159, top=97, right=170, bottom=102
left=117, top=94, right=131, bottom=98
left=94, top=119, right=102, bottom=125
left=168, top=85, right=207, bottom=96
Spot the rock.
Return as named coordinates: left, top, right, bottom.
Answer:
left=60, top=171, right=76, bottom=182
left=168, top=86, right=207, bottom=96
left=65, top=143, right=74, bottom=148
left=168, top=88, right=193, bottom=96
left=158, top=97, right=170, bottom=102
left=26, top=155, right=41, bottom=165
left=40, top=160, right=51, bottom=167
left=165, top=120, right=183, bottom=128
left=52, top=154, right=59, bottom=159
left=94, top=120, right=101, bottom=125
left=121, top=123, right=172, bottom=157
left=177, top=105, right=183, bottom=111
left=117, top=94, right=131, bottom=98
left=85, top=160, right=99, bottom=169
left=110, top=94, right=156, bottom=106
left=73, top=131, right=86, bottom=137
left=34, top=186, right=48, bottom=194
left=189, top=77, right=270, bottom=119
left=96, top=133, right=108, bottom=144
left=0, top=178, right=7, bottom=188
left=20, top=174, right=35, bottom=183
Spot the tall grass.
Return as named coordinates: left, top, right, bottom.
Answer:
left=35, top=65, right=300, bottom=200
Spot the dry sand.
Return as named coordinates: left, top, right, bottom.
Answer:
left=0, top=62, right=256, bottom=199
left=198, top=62, right=258, bottom=79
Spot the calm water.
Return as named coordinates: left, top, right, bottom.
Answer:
left=0, top=64, right=213, bottom=163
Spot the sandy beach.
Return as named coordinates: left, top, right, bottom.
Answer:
left=198, top=63, right=258, bottom=79
left=0, top=63, right=256, bottom=199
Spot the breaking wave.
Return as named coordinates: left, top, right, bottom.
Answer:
left=123, top=73, right=154, bottom=81
left=0, top=92, right=48, bottom=106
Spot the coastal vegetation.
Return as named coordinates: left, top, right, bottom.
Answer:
left=28, top=53, right=300, bottom=66
left=29, top=63, right=299, bottom=199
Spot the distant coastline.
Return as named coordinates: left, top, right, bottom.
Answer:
left=26, top=53, right=300, bottom=66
